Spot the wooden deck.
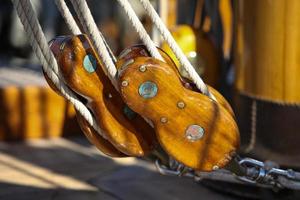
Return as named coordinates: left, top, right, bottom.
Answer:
left=1, top=136, right=300, bottom=199
left=0, top=136, right=244, bottom=200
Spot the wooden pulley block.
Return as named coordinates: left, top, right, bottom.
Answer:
left=117, top=45, right=234, bottom=117
left=76, top=112, right=126, bottom=157
left=43, top=58, right=125, bottom=157
left=117, top=57, right=240, bottom=171
left=46, top=34, right=157, bottom=156
left=117, top=45, right=177, bottom=71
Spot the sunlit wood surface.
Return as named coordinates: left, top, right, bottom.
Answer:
left=118, top=57, right=239, bottom=171
left=235, top=0, right=300, bottom=102
left=48, top=35, right=157, bottom=157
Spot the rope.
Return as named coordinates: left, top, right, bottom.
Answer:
left=70, top=0, right=118, bottom=88
left=56, top=0, right=213, bottom=99
left=116, top=0, right=164, bottom=61
left=244, top=100, right=257, bottom=153
left=11, top=0, right=215, bottom=138
left=55, top=0, right=117, bottom=77
left=11, top=0, right=105, bottom=138
left=138, top=0, right=214, bottom=99
left=54, top=0, right=81, bottom=35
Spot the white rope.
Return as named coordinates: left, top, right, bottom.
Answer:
left=68, top=0, right=117, bottom=63
left=138, top=0, right=214, bottom=99
left=70, top=0, right=118, bottom=88
left=116, top=0, right=164, bottom=61
left=55, top=0, right=117, bottom=64
left=55, top=0, right=117, bottom=75
left=11, top=0, right=105, bottom=138
left=55, top=0, right=155, bottom=127
left=54, top=0, right=81, bottom=35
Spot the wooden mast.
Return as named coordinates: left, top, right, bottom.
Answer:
left=234, top=0, right=300, bottom=167
left=235, top=0, right=300, bottom=103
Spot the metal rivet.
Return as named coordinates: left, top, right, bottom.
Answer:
left=177, top=101, right=185, bottom=109
left=121, top=80, right=128, bottom=87
left=187, top=135, right=192, bottom=140
left=138, top=81, right=158, bottom=99
left=83, top=54, right=97, bottom=73
left=139, top=65, right=147, bottom=72
left=185, top=125, right=205, bottom=142
left=212, top=165, right=219, bottom=170
left=160, top=117, right=168, bottom=123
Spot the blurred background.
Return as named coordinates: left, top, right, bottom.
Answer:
left=1, top=0, right=300, bottom=199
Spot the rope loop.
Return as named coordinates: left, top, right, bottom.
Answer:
left=11, top=0, right=105, bottom=137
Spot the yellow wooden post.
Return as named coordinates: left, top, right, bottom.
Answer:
left=234, top=0, right=300, bottom=167
left=235, top=0, right=300, bottom=102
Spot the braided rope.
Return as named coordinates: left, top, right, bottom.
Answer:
left=116, top=0, right=163, bottom=61
left=70, top=0, right=118, bottom=88
left=54, top=0, right=81, bottom=35
left=138, top=0, right=214, bottom=99
left=11, top=0, right=105, bottom=138
left=55, top=0, right=117, bottom=73
left=244, top=100, right=257, bottom=153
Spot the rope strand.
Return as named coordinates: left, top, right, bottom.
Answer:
left=55, top=0, right=81, bottom=35
left=138, top=0, right=214, bottom=99
left=11, top=0, right=105, bottom=138
left=116, top=0, right=164, bottom=61
left=55, top=0, right=117, bottom=64
left=70, top=0, right=118, bottom=88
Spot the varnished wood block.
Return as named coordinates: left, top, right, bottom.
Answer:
left=118, top=45, right=234, bottom=116
left=118, top=57, right=239, bottom=171
left=76, top=112, right=126, bottom=157
left=44, top=70, right=126, bottom=157
left=48, top=35, right=157, bottom=156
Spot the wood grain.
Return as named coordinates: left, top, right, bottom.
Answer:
left=76, top=112, right=126, bottom=157
left=47, top=35, right=157, bottom=156
left=43, top=69, right=125, bottom=157
left=118, top=57, right=240, bottom=171
left=235, top=0, right=300, bottom=102
left=117, top=45, right=234, bottom=116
